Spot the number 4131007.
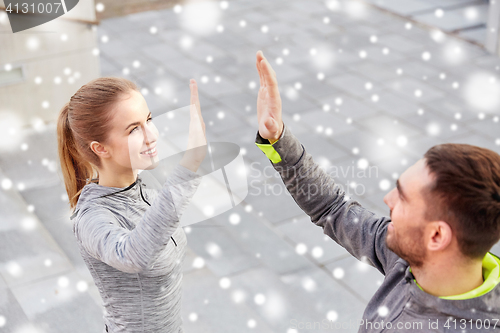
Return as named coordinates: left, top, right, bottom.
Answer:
left=5, top=2, right=62, bottom=14
left=444, top=318, right=499, bottom=330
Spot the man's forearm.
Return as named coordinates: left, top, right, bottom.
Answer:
left=254, top=123, right=398, bottom=275
left=255, top=122, right=343, bottom=222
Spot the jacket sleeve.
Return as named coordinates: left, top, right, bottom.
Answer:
left=254, top=123, right=400, bottom=275
left=72, top=164, right=201, bottom=274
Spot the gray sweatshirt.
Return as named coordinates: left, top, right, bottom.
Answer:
left=70, top=164, right=201, bottom=333
left=255, top=124, right=500, bottom=332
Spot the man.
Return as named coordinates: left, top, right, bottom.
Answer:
left=253, top=50, right=500, bottom=332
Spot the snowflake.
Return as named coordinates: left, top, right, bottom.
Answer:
left=327, top=310, right=338, bottom=321
left=247, top=319, right=256, bottom=328
left=295, top=243, right=307, bottom=255
left=219, top=277, right=231, bottom=289
left=254, top=293, right=266, bottom=305
left=378, top=305, right=389, bottom=317
left=332, top=267, right=345, bottom=279
left=229, top=213, right=241, bottom=225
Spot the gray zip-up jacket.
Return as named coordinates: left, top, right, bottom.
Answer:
left=255, top=123, right=500, bottom=332
left=70, top=164, right=201, bottom=333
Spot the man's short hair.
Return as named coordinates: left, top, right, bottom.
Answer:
left=423, top=143, right=500, bottom=260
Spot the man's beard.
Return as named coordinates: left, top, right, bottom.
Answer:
left=386, top=223, right=427, bottom=268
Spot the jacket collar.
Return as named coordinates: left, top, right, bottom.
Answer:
left=70, top=174, right=144, bottom=220
left=405, top=253, right=500, bottom=314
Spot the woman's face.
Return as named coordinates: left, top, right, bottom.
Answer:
left=103, top=90, right=160, bottom=172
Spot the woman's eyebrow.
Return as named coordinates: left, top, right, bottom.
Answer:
left=125, top=111, right=152, bottom=131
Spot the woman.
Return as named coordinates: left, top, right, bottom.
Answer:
left=56, top=76, right=207, bottom=332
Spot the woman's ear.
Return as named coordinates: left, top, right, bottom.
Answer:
left=90, top=141, right=110, bottom=158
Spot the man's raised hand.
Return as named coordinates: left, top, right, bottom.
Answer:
left=256, top=50, right=283, bottom=143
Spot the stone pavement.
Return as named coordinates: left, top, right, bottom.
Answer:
left=362, top=0, right=490, bottom=44
left=1, top=0, right=500, bottom=332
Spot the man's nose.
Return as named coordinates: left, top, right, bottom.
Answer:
left=383, top=189, right=394, bottom=207
left=383, top=193, right=389, bottom=207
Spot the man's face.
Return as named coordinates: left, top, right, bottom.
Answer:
left=383, top=158, right=435, bottom=268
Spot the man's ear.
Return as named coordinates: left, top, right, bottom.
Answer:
left=427, top=221, right=453, bottom=252
left=90, top=141, right=111, bottom=159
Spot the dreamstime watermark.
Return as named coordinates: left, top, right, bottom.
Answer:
left=247, top=161, right=380, bottom=199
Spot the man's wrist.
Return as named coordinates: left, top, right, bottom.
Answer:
left=269, top=122, right=284, bottom=144
left=255, top=122, right=286, bottom=164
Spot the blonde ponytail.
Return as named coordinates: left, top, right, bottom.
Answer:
left=57, top=102, right=94, bottom=213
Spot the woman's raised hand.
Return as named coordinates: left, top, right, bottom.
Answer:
left=256, top=50, right=283, bottom=143
left=180, top=79, right=207, bottom=172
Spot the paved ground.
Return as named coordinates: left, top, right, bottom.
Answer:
left=1, top=0, right=500, bottom=332
left=363, top=0, right=491, bottom=44
left=95, top=0, right=180, bottom=20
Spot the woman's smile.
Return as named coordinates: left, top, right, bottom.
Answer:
left=140, top=146, right=157, bottom=157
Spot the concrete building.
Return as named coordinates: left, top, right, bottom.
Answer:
left=0, top=0, right=99, bottom=129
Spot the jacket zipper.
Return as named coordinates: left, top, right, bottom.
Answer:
left=139, top=183, right=177, bottom=247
